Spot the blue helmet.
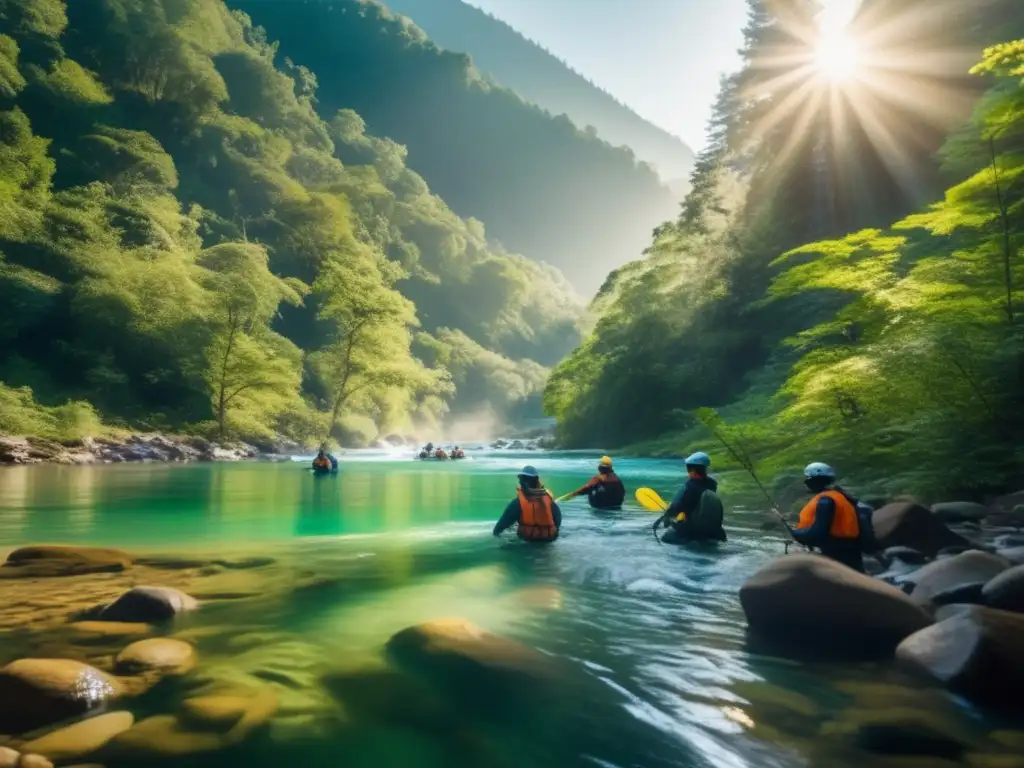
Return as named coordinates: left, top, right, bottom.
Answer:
left=684, top=451, right=711, bottom=468
left=518, top=465, right=540, bottom=479
left=804, top=462, right=836, bottom=479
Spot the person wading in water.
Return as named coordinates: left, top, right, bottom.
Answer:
left=493, top=465, right=562, bottom=542
left=791, top=462, right=874, bottom=572
left=563, top=456, right=626, bottom=510
left=655, top=452, right=726, bottom=544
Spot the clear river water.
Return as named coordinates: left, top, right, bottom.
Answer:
left=0, top=450, right=1009, bottom=767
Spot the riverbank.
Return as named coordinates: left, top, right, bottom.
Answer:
left=0, top=434, right=270, bottom=466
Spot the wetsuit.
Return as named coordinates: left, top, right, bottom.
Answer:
left=660, top=475, right=726, bottom=544
left=493, top=488, right=562, bottom=539
left=573, top=471, right=626, bottom=510
left=792, top=487, right=865, bottom=572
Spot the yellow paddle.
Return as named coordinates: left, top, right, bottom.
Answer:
left=635, top=487, right=670, bottom=513
left=554, top=493, right=573, bottom=503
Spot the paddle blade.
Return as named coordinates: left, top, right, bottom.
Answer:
left=635, top=488, right=668, bottom=512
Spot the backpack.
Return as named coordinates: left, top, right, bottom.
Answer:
left=691, top=489, right=724, bottom=535
left=855, top=501, right=877, bottom=553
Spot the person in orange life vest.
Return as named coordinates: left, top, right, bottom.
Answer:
left=493, top=465, right=562, bottom=542
left=792, top=462, right=865, bottom=572
left=564, top=456, right=625, bottom=509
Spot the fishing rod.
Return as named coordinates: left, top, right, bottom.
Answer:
left=696, top=409, right=807, bottom=552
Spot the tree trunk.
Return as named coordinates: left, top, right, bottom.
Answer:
left=990, top=137, right=1014, bottom=325
left=216, top=313, right=239, bottom=440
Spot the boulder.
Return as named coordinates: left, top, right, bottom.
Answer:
left=931, top=502, right=989, bottom=523
left=95, top=587, right=197, bottom=623
left=825, top=707, right=968, bottom=759
left=0, top=660, right=120, bottom=734
left=385, top=618, right=560, bottom=709
left=872, top=502, right=969, bottom=558
left=180, top=696, right=251, bottom=730
left=983, top=565, right=1024, bottom=613
left=897, top=606, right=1024, bottom=710
left=881, top=546, right=928, bottom=567
left=20, top=712, right=134, bottom=762
left=739, top=555, right=932, bottom=657
left=0, top=747, right=18, bottom=768
left=910, top=551, right=1010, bottom=606
left=934, top=604, right=978, bottom=622
left=16, top=756, right=52, bottom=768
left=114, top=639, right=196, bottom=676
left=0, top=547, right=132, bottom=579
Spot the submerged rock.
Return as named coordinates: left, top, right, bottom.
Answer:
left=909, top=551, right=1010, bottom=607
left=0, top=659, right=120, bottom=734
left=983, top=565, right=1024, bottom=613
left=66, top=622, right=154, bottom=644
left=95, top=586, right=198, bottom=623
left=0, top=546, right=133, bottom=579
left=20, top=712, right=134, bottom=762
left=16, top=756, right=52, bottom=768
left=739, top=555, right=932, bottom=657
left=102, top=687, right=276, bottom=759
left=897, top=606, right=1024, bottom=710
left=114, top=638, right=197, bottom=677
left=931, top=502, right=989, bottom=523
left=0, top=747, right=18, bottom=768
left=824, top=707, right=969, bottom=760
left=872, top=502, right=969, bottom=558
left=386, top=618, right=560, bottom=710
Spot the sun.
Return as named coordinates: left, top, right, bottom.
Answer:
left=814, top=30, right=862, bottom=83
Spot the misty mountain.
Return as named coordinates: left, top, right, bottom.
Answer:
left=382, top=0, right=695, bottom=189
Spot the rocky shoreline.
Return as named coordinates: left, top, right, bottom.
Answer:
left=0, top=434, right=280, bottom=466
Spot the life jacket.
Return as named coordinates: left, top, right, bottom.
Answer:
left=516, top=488, right=558, bottom=542
left=588, top=472, right=625, bottom=508
left=312, top=456, right=330, bottom=469
left=799, top=489, right=859, bottom=539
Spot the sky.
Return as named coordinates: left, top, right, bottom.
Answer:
left=462, top=0, right=861, bottom=152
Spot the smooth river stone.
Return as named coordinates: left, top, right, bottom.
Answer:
left=16, top=756, right=53, bottom=768
left=21, top=712, right=134, bottom=762
left=114, top=638, right=197, bottom=676
left=0, top=747, right=18, bottom=768
left=67, top=622, right=154, bottom=643
left=0, top=659, right=120, bottom=734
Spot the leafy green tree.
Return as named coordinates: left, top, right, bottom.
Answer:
left=196, top=242, right=306, bottom=438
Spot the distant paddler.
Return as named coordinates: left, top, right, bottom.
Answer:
left=558, top=456, right=626, bottom=510
left=493, top=465, right=562, bottom=542
left=653, top=451, right=726, bottom=544
left=312, top=446, right=338, bottom=474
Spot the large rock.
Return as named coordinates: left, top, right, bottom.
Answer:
left=739, top=555, right=932, bottom=657
left=931, top=502, right=989, bottom=523
left=0, top=747, right=18, bottom=768
left=20, top=712, right=134, bottom=762
left=16, top=756, right=52, bottom=768
left=385, top=618, right=560, bottom=709
left=909, top=551, right=1010, bottom=606
left=897, top=606, right=1024, bottom=710
left=983, top=565, right=1024, bottom=613
left=0, top=660, right=120, bottom=734
left=95, top=587, right=197, bottom=623
left=881, top=546, right=928, bottom=567
left=114, top=638, right=197, bottom=676
left=0, top=546, right=133, bottom=579
left=872, top=502, right=969, bottom=557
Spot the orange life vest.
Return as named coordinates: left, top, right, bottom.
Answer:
left=516, top=488, right=558, bottom=542
left=313, top=456, right=330, bottom=469
left=799, top=489, right=859, bottom=539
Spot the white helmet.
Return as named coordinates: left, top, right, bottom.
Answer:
left=804, top=462, right=836, bottom=479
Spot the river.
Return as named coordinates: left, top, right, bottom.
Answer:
left=0, top=450, right=1003, bottom=767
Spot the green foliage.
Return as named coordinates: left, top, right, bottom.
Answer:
left=0, top=384, right=102, bottom=441
left=0, top=0, right=581, bottom=445
left=28, top=58, right=113, bottom=104
left=548, top=8, right=1024, bottom=498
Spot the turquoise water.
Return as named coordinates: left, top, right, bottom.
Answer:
left=0, top=452, right=1004, bottom=767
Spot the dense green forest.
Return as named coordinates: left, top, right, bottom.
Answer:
left=381, top=0, right=696, bottom=187
left=231, top=0, right=678, bottom=295
left=546, top=0, right=1024, bottom=498
left=0, top=0, right=585, bottom=445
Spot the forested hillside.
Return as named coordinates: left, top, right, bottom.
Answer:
left=381, top=0, right=696, bottom=186
left=231, top=0, right=678, bottom=294
left=546, top=0, right=1024, bottom=498
left=0, top=0, right=584, bottom=446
